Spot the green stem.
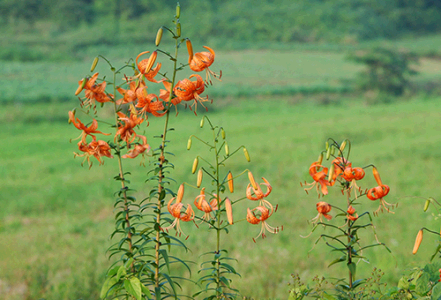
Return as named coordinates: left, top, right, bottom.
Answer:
left=154, top=30, right=180, bottom=291
left=111, top=70, right=135, bottom=273
left=346, top=190, right=352, bottom=289
left=212, top=127, right=222, bottom=299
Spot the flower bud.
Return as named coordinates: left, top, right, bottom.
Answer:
left=200, top=117, right=204, bottom=128
left=330, top=146, right=335, bottom=156
left=325, top=141, right=329, bottom=150
left=424, top=199, right=430, bottom=212
left=187, top=39, right=194, bottom=61
left=144, top=51, right=157, bottom=74
left=243, top=148, right=251, bottom=162
left=248, top=171, right=258, bottom=190
left=176, top=3, right=180, bottom=18
left=339, top=140, right=347, bottom=152
left=221, top=128, right=226, bottom=139
left=412, top=229, right=423, bottom=255
left=197, top=169, right=203, bottom=188
left=225, top=198, right=233, bottom=225
left=317, top=153, right=323, bottom=165
left=176, top=23, right=181, bottom=37
left=225, top=143, right=229, bottom=156
left=192, top=158, right=198, bottom=174
left=372, top=167, right=382, bottom=185
left=187, top=138, right=192, bottom=150
left=328, top=164, right=335, bottom=183
left=155, top=27, right=163, bottom=46
left=75, top=78, right=88, bottom=95
left=227, top=171, right=234, bottom=193
left=90, top=57, right=99, bottom=72
left=326, top=146, right=332, bottom=160
left=176, top=184, right=184, bottom=203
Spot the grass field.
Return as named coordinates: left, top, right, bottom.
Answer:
left=2, top=92, right=441, bottom=299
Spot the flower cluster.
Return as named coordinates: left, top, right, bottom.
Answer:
left=70, top=41, right=221, bottom=166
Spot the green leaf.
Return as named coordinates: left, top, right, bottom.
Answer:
left=116, top=265, right=126, bottom=281
left=124, top=258, right=134, bottom=269
left=328, top=256, right=346, bottom=268
left=159, top=189, right=166, bottom=200
left=416, top=272, right=430, bottom=295
left=141, top=283, right=153, bottom=299
left=162, top=273, right=177, bottom=296
left=100, top=276, right=118, bottom=299
left=398, top=276, right=409, bottom=290
left=431, top=282, right=441, bottom=300
left=219, top=276, right=230, bottom=287
left=159, top=249, right=170, bottom=273
left=155, top=286, right=161, bottom=300
left=124, top=277, right=142, bottom=300
left=220, top=262, right=237, bottom=274
left=347, top=262, right=356, bottom=283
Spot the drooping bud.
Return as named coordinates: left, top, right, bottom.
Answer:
left=155, top=27, right=163, bottom=46
left=326, top=146, right=332, bottom=160
left=328, top=164, right=335, bottom=183
left=200, top=117, right=204, bottom=128
left=372, top=167, right=382, bottom=185
left=225, top=143, right=229, bottom=156
left=187, top=137, right=192, bottom=150
left=317, top=153, right=323, bottom=165
left=176, top=184, right=184, bottom=203
left=243, top=148, right=251, bottom=162
left=186, top=39, right=194, bottom=61
left=330, top=146, right=336, bottom=156
left=90, top=57, right=99, bottom=72
left=325, top=141, right=329, bottom=150
left=221, top=128, right=226, bottom=139
left=227, top=171, right=234, bottom=193
left=144, top=51, right=157, bottom=74
left=225, top=198, right=233, bottom=225
left=339, top=140, right=347, bottom=152
left=412, top=229, right=423, bottom=255
left=197, top=169, right=203, bottom=188
left=192, top=158, right=198, bottom=174
left=68, top=109, right=76, bottom=124
left=176, top=23, right=181, bottom=37
left=248, top=171, right=258, bottom=190
left=75, top=78, right=88, bottom=95
left=424, top=199, right=430, bottom=212
left=176, top=2, right=180, bottom=18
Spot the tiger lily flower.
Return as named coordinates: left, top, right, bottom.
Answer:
left=194, top=188, right=219, bottom=222
left=135, top=86, right=166, bottom=118
left=173, top=74, right=209, bottom=113
left=246, top=205, right=280, bottom=241
left=122, top=135, right=150, bottom=159
left=75, top=73, right=112, bottom=108
left=367, top=184, right=393, bottom=214
left=341, top=166, right=365, bottom=197
left=69, top=111, right=110, bottom=143
left=346, top=205, right=359, bottom=221
left=75, top=137, right=113, bottom=168
left=115, top=110, right=144, bottom=146
left=246, top=171, right=273, bottom=211
left=188, top=45, right=221, bottom=83
left=310, top=201, right=332, bottom=224
left=116, top=81, right=139, bottom=105
left=301, top=161, right=331, bottom=196
left=162, top=184, right=195, bottom=237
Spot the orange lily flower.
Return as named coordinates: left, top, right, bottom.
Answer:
left=115, top=110, right=144, bottom=146
left=159, top=81, right=179, bottom=105
left=173, top=74, right=209, bottom=113
left=116, top=81, right=138, bottom=105
left=122, top=135, right=150, bottom=159
left=75, top=73, right=112, bottom=108
left=367, top=184, right=394, bottom=214
left=330, top=157, right=352, bottom=182
left=302, top=161, right=331, bottom=196
left=311, top=201, right=332, bottom=224
left=135, top=51, right=163, bottom=83
left=341, top=166, right=365, bottom=197
left=69, top=111, right=110, bottom=143
left=162, top=185, right=195, bottom=237
left=135, top=86, right=166, bottom=118
left=75, top=137, right=113, bottom=168
left=246, top=205, right=280, bottom=240
left=346, top=205, right=359, bottom=221
left=194, top=188, right=219, bottom=222
left=246, top=171, right=273, bottom=211
left=188, top=46, right=221, bottom=83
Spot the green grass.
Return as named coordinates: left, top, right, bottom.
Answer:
left=2, top=96, right=441, bottom=299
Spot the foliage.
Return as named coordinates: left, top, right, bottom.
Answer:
left=349, top=48, right=419, bottom=96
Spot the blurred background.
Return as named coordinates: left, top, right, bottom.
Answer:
left=2, top=0, right=441, bottom=299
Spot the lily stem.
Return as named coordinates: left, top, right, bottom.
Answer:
left=111, top=70, right=135, bottom=274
